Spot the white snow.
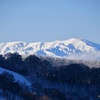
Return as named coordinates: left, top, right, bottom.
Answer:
left=0, top=38, right=99, bottom=57
left=0, top=67, right=31, bottom=86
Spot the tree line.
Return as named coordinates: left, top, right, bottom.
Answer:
left=0, top=53, right=100, bottom=85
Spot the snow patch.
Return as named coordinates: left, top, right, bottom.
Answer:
left=0, top=67, right=31, bottom=86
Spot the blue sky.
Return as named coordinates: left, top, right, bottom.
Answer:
left=0, top=0, right=100, bottom=43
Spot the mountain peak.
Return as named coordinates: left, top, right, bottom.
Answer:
left=0, top=38, right=99, bottom=57
left=67, top=38, right=87, bottom=43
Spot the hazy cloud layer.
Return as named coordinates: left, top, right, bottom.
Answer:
left=66, top=51, right=100, bottom=61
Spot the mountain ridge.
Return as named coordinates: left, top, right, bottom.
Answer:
left=0, top=38, right=100, bottom=57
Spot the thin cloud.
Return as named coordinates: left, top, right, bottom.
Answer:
left=66, top=51, right=100, bottom=61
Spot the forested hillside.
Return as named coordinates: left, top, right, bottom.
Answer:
left=0, top=53, right=100, bottom=100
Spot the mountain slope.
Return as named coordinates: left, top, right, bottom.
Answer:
left=0, top=67, right=31, bottom=86
left=0, top=38, right=100, bottom=57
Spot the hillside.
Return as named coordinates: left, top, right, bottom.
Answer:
left=0, top=54, right=100, bottom=99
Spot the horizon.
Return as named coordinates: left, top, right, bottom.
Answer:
left=0, top=0, right=100, bottom=43
left=0, top=38, right=99, bottom=44
left=0, top=38, right=100, bottom=44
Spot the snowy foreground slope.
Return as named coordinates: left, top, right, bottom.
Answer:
left=0, top=67, right=31, bottom=86
left=0, top=38, right=100, bottom=57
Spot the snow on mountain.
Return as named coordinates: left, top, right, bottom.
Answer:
left=0, top=67, right=31, bottom=86
left=0, top=38, right=100, bottom=57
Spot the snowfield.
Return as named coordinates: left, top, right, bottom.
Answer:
left=0, top=38, right=100, bottom=58
left=0, top=67, right=31, bottom=86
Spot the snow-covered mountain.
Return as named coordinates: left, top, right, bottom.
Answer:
left=0, top=38, right=100, bottom=57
